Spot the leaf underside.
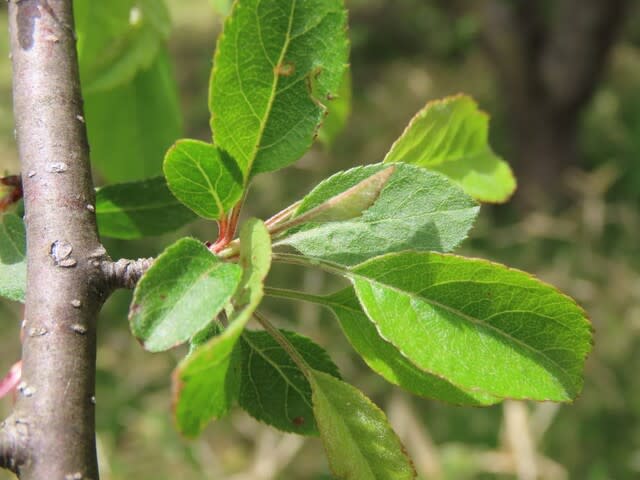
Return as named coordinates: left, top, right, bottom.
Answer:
left=310, top=370, right=416, bottom=480
left=278, top=163, right=479, bottom=265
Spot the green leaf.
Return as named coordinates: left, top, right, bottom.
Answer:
left=271, top=166, right=395, bottom=234
left=383, top=95, right=516, bottom=203
left=0, top=213, right=26, bottom=303
left=129, top=238, right=242, bottom=352
left=210, top=0, right=349, bottom=179
left=276, top=163, right=479, bottom=265
left=239, top=329, right=340, bottom=435
left=85, top=50, right=182, bottom=183
left=96, top=177, right=197, bottom=239
left=309, top=370, right=416, bottom=480
left=325, top=289, right=499, bottom=406
left=173, top=326, right=243, bottom=436
left=163, top=139, right=244, bottom=220
left=350, top=252, right=592, bottom=401
left=318, top=68, right=351, bottom=148
left=173, top=219, right=271, bottom=436
left=74, top=0, right=171, bottom=93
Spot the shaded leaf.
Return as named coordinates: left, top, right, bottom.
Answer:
left=129, top=238, right=242, bottom=352
left=0, top=213, right=26, bottom=302
left=384, top=95, right=516, bottom=203
left=173, top=219, right=271, bottom=436
left=85, top=50, right=182, bottom=183
left=326, top=288, right=499, bottom=406
left=239, top=329, right=340, bottom=435
left=318, top=68, right=352, bottom=148
left=310, top=370, right=416, bottom=480
left=210, top=0, right=349, bottom=178
left=75, top=0, right=171, bottom=93
left=96, top=176, right=197, bottom=239
left=350, top=252, right=592, bottom=401
left=277, top=163, right=479, bottom=265
left=163, top=139, right=243, bottom=220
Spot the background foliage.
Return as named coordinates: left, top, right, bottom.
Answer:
left=1, top=0, right=640, bottom=478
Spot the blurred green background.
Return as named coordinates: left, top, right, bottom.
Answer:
left=2, top=0, right=640, bottom=478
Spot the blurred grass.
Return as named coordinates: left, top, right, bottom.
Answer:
left=1, top=1, right=640, bottom=479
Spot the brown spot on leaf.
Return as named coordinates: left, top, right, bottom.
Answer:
left=275, top=61, right=295, bottom=77
left=292, top=416, right=305, bottom=426
left=129, top=304, right=141, bottom=316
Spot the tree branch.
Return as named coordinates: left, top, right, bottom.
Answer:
left=101, top=258, right=154, bottom=291
left=0, top=417, right=28, bottom=474
left=7, top=0, right=102, bottom=477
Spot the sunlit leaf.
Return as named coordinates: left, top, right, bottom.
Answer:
left=384, top=95, right=516, bottom=203
left=163, top=139, right=243, bottom=220
left=210, top=0, right=349, bottom=178
left=350, top=252, right=592, bottom=401
left=326, top=289, right=499, bottom=406
left=173, top=219, right=271, bottom=436
left=277, top=163, right=479, bottom=265
left=310, top=370, right=416, bottom=480
left=129, top=238, right=242, bottom=352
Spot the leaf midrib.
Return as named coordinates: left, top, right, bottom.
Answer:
left=312, top=373, right=377, bottom=480
left=245, top=0, right=297, bottom=176
left=351, top=273, right=576, bottom=392
left=242, top=333, right=313, bottom=413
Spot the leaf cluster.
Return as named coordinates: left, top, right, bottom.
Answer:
left=0, top=1, right=591, bottom=478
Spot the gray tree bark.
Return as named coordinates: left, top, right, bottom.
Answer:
left=0, top=2, right=152, bottom=477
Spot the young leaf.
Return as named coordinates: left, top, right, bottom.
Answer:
left=173, top=219, right=271, bottom=436
left=74, top=0, right=171, bottom=93
left=349, top=252, right=592, bottom=401
left=310, top=370, right=416, bottom=480
left=0, top=213, right=26, bottom=303
left=84, top=50, right=182, bottom=183
left=163, top=139, right=243, bottom=220
left=129, top=238, right=242, bottom=352
left=276, top=163, right=479, bottom=265
left=210, top=0, right=349, bottom=179
left=96, top=177, right=197, bottom=239
left=325, top=289, right=499, bottom=406
left=239, top=329, right=340, bottom=435
left=383, top=95, right=516, bottom=203
left=318, top=68, right=352, bottom=148
left=270, top=166, right=395, bottom=235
